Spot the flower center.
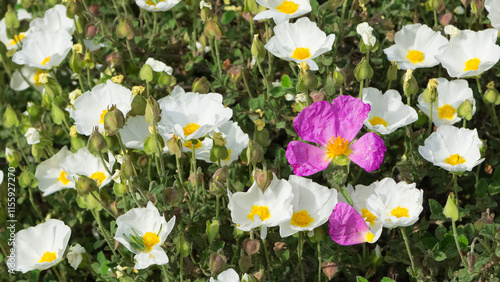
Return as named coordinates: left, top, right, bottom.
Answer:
left=9, top=33, right=26, bottom=46
left=38, top=251, right=57, bottom=263
left=183, top=123, right=201, bottom=137
left=291, top=47, right=311, bottom=61
left=438, top=104, right=456, bottom=120
left=90, top=171, right=107, bottom=187
left=145, top=0, right=164, bottom=5
left=247, top=205, right=271, bottom=221
left=41, top=56, right=51, bottom=66
left=369, top=116, right=388, bottom=128
left=464, top=58, right=480, bottom=71
left=406, top=50, right=424, bottom=64
left=290, top=210, right=314, bottom=227
left=33, top=69, right=46, bottom=86
left=58, top=170, right=70, bottom=185
left=364, top=231, right=375, bottom=243
left=183, top=140, right=203, bottom=150
left=445, top=154, right=466, bottom=166
left=99, top=109, right=108, bottom=124
left=390, top=206, right=410, bottom=218
left=142, top=232, right=160, bottom=252
left=325, top=136, right=351, bottom=159
left=361, top=208, right=377, bottom=226
left=276, top=0, right=299, bottom=14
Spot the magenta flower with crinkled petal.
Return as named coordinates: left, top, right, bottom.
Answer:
left=328, top=202, right=376, bottom=245
left=286, top=95, right=386, bottom=176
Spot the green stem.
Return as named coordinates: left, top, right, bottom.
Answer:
left=14, top=128, right=32, bottom=170
left=339, top=185, right=353, bottom=206
left=358, top=79, right=364, bottom=99
left=387, top=80, right=392, bottom=90
left=86, top=68, right=92, bottom=89
left=256, top=57, right=270, bottom=100
left=491, top=104, right=500, bottom=135
left=52, top=266, right=64, bottom=282
left=317, top=241, right=322, bottom=282
left=298, top=232, right=306, bottom=282
left=262, top=237, right=272, bottom=280
left=91, top=191, right=117, bottom=218
left=476, top=76, right=482, bottom=95
left=400, top=227, right=416, bottom=276
left=433, top=10, right=438, bottom=30
left=191, top=144, right=199, bottom=202
left=149, top=12, right=158, bottom=48
left=98, top=152, right=113, bottom=176
left=242, top=71, right=254, bottom=98
left=28, top=188, right=43, bottom=219
left=111, top=0, right=122, bottom=17
left=452, top=220, right=469, bottom=269
left=126, top=40, right=135, bottom=63
left=428, top=102, right=433, bottom=135
left=91, top=209, right=118, bottom=258
left=161, top=264, right=172, bottom=282
left=115, top=132, right=128, bottom=155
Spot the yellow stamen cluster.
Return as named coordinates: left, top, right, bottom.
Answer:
left=38, top=251, right=57, bottom=263
left=361, top=208, right=377, bottom=226
left=445, top=154, right=466, bottom=166
left=183, top=123, right=201, bottom=137
left=276, top=0, right=299, bottom=14
left=464, top=58, right=480, bottom=71
left=247, top=205, right=271, bottom=221
left=438, top=104, right=456, bottom=120
left=390, top=206, right=410, bottom=218
left=291, top=47, right=311, bottom=61
left=58, top=171, right=71, bottom=185
left=142, top=232, right=160, bottom=252
left=325, top=136, right=350, bottom=159
left=406, top=50, right=424, bottom=64
left=290, top=210, right=314, bottom=227
left=90, top=171, right=107, bottom=187
left=369, top=116, right=388, bottom=128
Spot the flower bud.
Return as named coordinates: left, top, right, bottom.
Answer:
left=66, top=0, right=83, bottom=19
left=19, top=170, right=38, bottom=188
left=80, top=48, right=95, bottom=69
left=192, top=77, right=210, bottom=94
left=113, top=182, right=127, bottom=197
left=246, top=140, right=264, bottom=166
left=251, top=34, right=266, bottom=59
left=116, top=17, right=134, bottom=40
left=71, top=136, right=87, bottom=152
left=76, top=175, right=98, bottom=197
left=106, top=52, right=122, bottom=68
left=333, top=68, right=345, bottom=88
left=43, top=77, right=63, bottom=98
left=121, top=155, right=136, bottom=179
left=354, top=57, right=374, bottom=82
left=210, top=145, right=229, bottom=162
left=85, top=24, right=99, bottom=38
left=5, top=6, right=19, bottom=29
left=88, top=126, right=108, bottom=156
left=103, top=106, right=125, bottom=136
left=209, top=251, right=227, bottom=275
left=167, top=135, right=182, bottom=158
left=212, top=166, right=229, bottom=183
left=145, top=97, right=161, bottom=123
left=402, top=69, right=419, bottom=98
left=484, top=82, right=500, bottom=105
left=254, top=128, right=271, bottom=147
left=140, top=63, right=153, bottom=82
left=21, top=0, right=32, bottom=9
left=242, top=238, right=260, bottom=256
left=471, top=0, right=484, bottom=14
left=426, top=0, right=445, bottom=11
left=203, top=18, right=222, bottom=40
left=4, top=105, right=20, bottom=128
left=254, top=168, right=273, bottom=193
left=6, top=147, right=22, bottom=167
left=387, top=61, right=399, bottom=83
left=457, top=100, right=473, bottom=121
left=443, top=192, right=459, bottom=221
left=158, top=72, right=176, bottom=88
left=206, top=220, right=220, bottom=246
left=164, top=185, right=184, bottom=206
left=51, top=103, right=66, bottom=125
left=301, top=70, right=318, bottom=91
left=89, top=4, right=100, bottom=17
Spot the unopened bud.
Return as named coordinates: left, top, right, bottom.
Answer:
left=5, top=6, right=19, bottom=29
left=19, top=170, right=38, bottom=188
left=140, top=64, right=153, bottom=82
left=333, top=68, right=345, bottom=88
left=246, top=140, right=264, bottom=166
left=76, top=175, right=98, bottom=197
left=116, top=17, right=134, bottom=40
left=88, top=126, right=108, bottom=155
left=354, top=57, right=374, bottom=82
left=209, top=251, right=227, bottom=275
left=85, top=24, right=99, bottom=38
left=204, top=18, right=222, bottom=40
left=6, top=148, right=22, bottom=167
left=206, top=220, right=220, bottom=246
left=387, top=61, right=399, bottom=82
left=302, top=70, right=318, bottom=90
left=243, top=238, right=261, bottom=256
left=89, top=4, right=100, bottom=17
left=113, top=182, right=127, bottom=197
left=471, top=0, right=484, bottom=14
left=103, top=105, right=125, bottom=135
left=484, top=82, right=500, bottom=105
left=457, top=100, right=473, bottom=120
left=158, top=72, right=176, bottom=88
left=212, top=166, right=229, bottom=183
left=403, top=69, right=419, bottom=98
left=251, top=34, right=266, bottom=59
left=121, top=155, right=136, bottom=179
left=426, top=0, right=445, bottom=11
left=66, top=0, right=82, bottom=19
left=4, top=105, right=20, bottom=128
left=443, top=192, right=459, bottom=221
left=254, top=168, right=273, bottom=193
left=145, top=97, right=161, bottom=123
left=167, top=135, right=182, bottom=158
left=192, top=77, right=210, bottom=94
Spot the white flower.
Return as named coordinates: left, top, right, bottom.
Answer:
left=158, top=86, right=233, bottom=140
left=12, top=29, right=73, bottom=69
left=210, top=268, right=240, bottom=282
left=60, top=148, right=116, bottom=189
left=383, top=23, right=448, bottom=70
left=264, top=17, right=335, bottom=70
left=196, top=41, right=211, bottom=53
left=253, top=0, right=312, bottom=24
left=70, top=80, right=134, bottom=136
left=67, top=244, right=86, bottom=270
left=5, top=147, right=14, bottom=158
left=362, top=87, right=418, bottom=134
left=200, top=0, right=212, bottom=9
left=24, top=127, right=40, bottom=145
left=114, top=202, right=176, bottom=270
left=279, top=175, right=337, bottom=237
left=135, top=0, right=181, bottom=12
left=0, top=9, right=31, bottom=50
left=14, top=219, right=71, bottom=273
left=444, top=25, right=461, bottom=37
left=35, top=146, right=75, bottom=196
left=363, top=178, right=423, bottom=228
left=485, top=0, right=500, bottom=31
left=145, top=58, right=173, bottom=75
left=347, top=184, right=383, bottom=242
left=227, top=172, right=293, bottom=239
left=356, top=22, right=376, bottom=47
left=27, top=5, right=75, bottom=35
left=10, top=66, right=46, bottom=92
left=417, top=78, right=476, bottom=127
left=419, top=125, right=484, bottom=172
left=436, top=29, right=500, bottom=78
left=119, top=115, right=151, bottom=151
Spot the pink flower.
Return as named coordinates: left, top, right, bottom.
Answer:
left=328, top=202, right=375, bottom=245
left=286, top=95, right=386, bottom=176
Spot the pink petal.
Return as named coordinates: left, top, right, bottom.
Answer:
left=331, top=95, right=371, bottom=142
left=349, top=132, right=386, bottom=172
left=293, top=101, right=338, bottom=146
left=328, top=202, right=371, bottom=246
left=286, top=141, right=330, bottom=176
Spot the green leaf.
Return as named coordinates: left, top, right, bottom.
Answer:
left=281, top=75, right=291, bottom=88
left=434, top=251, right=447, bottom=261
left=494, top=165, right=500, bottom=183
left=476, top=178, right=488, bottom=198
left=356, top=277, right=369, bottom=282
left=270, top=86, right=286, bottom=98
left=381, top=278, right=396, bottom=282
left=429, top=199, right=446, bottom=220
left=221, top=11, right=236, bottom=24
left=488, top=183, right=500, bottom=195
